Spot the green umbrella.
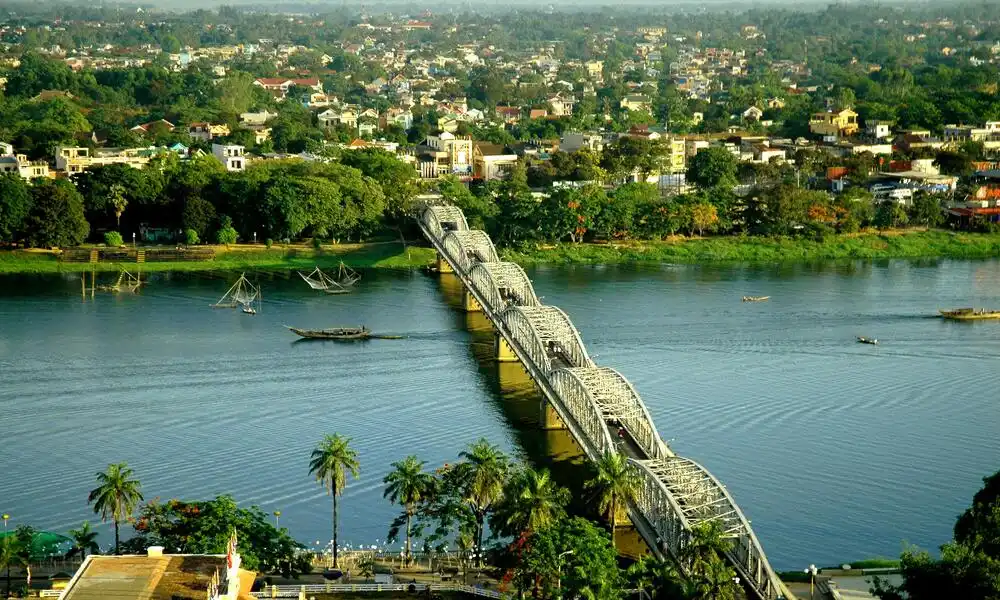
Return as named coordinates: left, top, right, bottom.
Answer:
left=0, top=531, right=73, bottom=560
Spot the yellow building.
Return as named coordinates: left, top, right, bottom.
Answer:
left=809, top=109, right=859, bottom=137
left=665, top=137, right=687, bottom=175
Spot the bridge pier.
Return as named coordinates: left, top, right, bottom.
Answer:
left=463, top=288, right=482, bottom=312
left=494, top=333, right=518, bottom=362
left=540, top=400, right=567, bottom=430
left=436, top=252, right=453, bottom=274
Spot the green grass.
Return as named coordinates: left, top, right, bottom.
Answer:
left=502, top=230, right=1000, bottom=265
left=828, top=558, right=902, bottom=570
left=0, top=243, right=437, bottom=274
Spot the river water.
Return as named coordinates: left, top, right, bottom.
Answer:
left=1, top=260, right=999, bottom=570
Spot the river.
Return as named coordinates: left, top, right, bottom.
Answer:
left=1, top=259, right=999, bottom=570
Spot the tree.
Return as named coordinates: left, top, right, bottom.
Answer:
left=585, top=451, right=640, bottom=546
left=309, top=433, right=360, bottom=568
left=492, top=466, right=569, bottom=539
left=182, top=197, right=217, bottom=240
left=627, top=556, right=687, bottom=600
left=108, top=184, right=128, bottom=228
left=339, top=149, right=419, bottom=223
left=872, top=470, right=1000, bottom=600
left=687, top=148, right=738, bottom=190
left=24, top=179, right=89, bottom=248
left=456, top=439, right=509, bottom=567
left=68, top=521, right=99, bottom=560
left=909, top=192, right=945, bottom=227
left=0, top=535, right=26, bottom=598
left=104, top=231, right=123, bottom=247
left=595, top=182, right=657, bottom=240
left=874, top=200, right=909, bottom=230
left=128, top=495, right=310, bottom=576
left=4, top=52, right=74, bottom=98
left=0, top=174, right=32, bottom=244
left=691, top=203, right=720, bottom=236
left=216, top=216, right=238, bottom=246
left=87, top=462, right=143, bottom=555
left=184, top=228, right=199, bottom=245
left=384, top=455, right=435, bottom=565
left=682, top=521, right=733, bottom=577
left=934, top=150, right=974, bottom=177
left=511, top=517, right=622, bottom=600
left=539, top=185, right=605, bottom=242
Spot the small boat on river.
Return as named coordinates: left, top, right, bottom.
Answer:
left=287, top=326, right=371, bottom=340
left=939, top=308, right=1000, bottom=321
left=857, top=336, right=879, bottom=345
left=742, top=296, right=770, bottom=302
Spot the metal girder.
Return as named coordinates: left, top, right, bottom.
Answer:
left=442, top=230, right=499, bottom=273
left=421, top=205, right=469, bottom=241
left=501, top=305, right=593, bottom=372
left=468, top=262, right=540, bottom=311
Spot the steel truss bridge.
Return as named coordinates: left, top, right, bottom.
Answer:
left=418, top=202, right=787, bottom=600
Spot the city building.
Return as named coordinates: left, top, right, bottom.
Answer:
left=809, top=109, right=859, bottom=137
left=188, top=123, right=231, bottom=142
left=212, top=144, right=246, bottom=171
left=473, top=142, right=519, bottom=180
left=253, top=77, right=323, bottom=100
left=55, top=147, right=151, bottom=174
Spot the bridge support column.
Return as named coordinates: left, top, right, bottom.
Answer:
left=436, top=252, right=453, bottom=274
left=540, top=400, right=567, bottom=430
left=463, top=288, right=482, bottom=312
left=494, top=333, right=518, bottom=362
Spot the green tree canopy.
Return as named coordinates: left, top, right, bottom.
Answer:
left=25, top=179, right=90, bottom=248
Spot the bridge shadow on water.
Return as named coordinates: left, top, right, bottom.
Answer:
left=434, top=272, right=649, bottom=560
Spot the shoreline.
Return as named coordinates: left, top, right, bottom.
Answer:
left=1, top=230, right=999, bottom=275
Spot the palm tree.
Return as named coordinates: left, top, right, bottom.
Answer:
left=68, top=521, right=100, bottom=560
left=109, top=184, right=128, bottom=229
left=87, top=462, right=143, bottom=555
left=309, top=433, right=360, bottom=569
left=457, top=439, right=509, bottom=566
left=681, top=521, right=733, bottom=577
left=691, top=556, right=739, bottom=600
left=383, top=455, right=434, bottom=566
left=585, top=451, right=640, bottom=546
left=494, top=466, right=569, bottom=538
left=0, top=535, right=25, bottom=598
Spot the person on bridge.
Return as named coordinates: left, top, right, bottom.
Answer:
left=617, top=426, right=627, bottom=440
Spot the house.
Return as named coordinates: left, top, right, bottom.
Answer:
left=188, top=123, right=231, bottom=142
left=560, top=132, right=603, bottom=154
left=415, top=132, right=473, bottom=179
left=809, top=109, right=859, bottom=137
left=240, top=110, right=278, bottom=126
left=528, top=108, right=548, bottom=120
left=620, top=94, right=652, bottom=113
left=765, top=97, right=786, bottom=109
left=318, top=106, right=358, bottom=130
left=253, top=77, right=323, bottom=100
left=438, top=116, right=460, bottom=133
left=303, top=92, right=334, bottom=108
left=752, top=144, right=786, bottom=163
left=0, top=151, right=49, bottom=180
left=380, top=107, right=413, bottom=131
left=742, top=106, right=764, bottom=122
left=664, top=137, right=687, bottom=174
left=495, top=106, right=520, bottom=124
left=58, top=544, right=255, bottom=600
left=212, top=144, right=246, bottom=171
left=473, top=142, right=519, bottom=181
left=584, top=60, right=604, bottom=80
left=547, top=94, right=576, bottom=117
left=244, top=125, right=272, bottom=145
left=865, top=120, right=893, bottom=140
left=130, top=119, right=175, bottom=135
left=55, top=146, right=151, bottom=174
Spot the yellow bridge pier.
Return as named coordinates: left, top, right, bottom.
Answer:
left=436, top=252, right=453, bottom=274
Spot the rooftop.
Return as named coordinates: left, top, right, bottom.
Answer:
left=61, top=554, right=256, bottom=600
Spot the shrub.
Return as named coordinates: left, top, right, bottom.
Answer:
left=104, top=231, right=124, bottom=247
left=216, top=225, right=238, bottom=246
left=265, top=238, right=273, bottom=248
left=184, top=228, right=199, bottom=245
left=312, top=237, right=323, bottom=249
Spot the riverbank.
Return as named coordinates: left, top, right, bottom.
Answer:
left=0, top=243, right=437, bottom=274
left=2, top=230, right=998, bottom=274
left=503, top=230, right=1000, bottom=265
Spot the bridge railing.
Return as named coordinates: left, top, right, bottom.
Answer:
left=416, top=201, right=783, bottom=600
left=251, top=583, right=506, bottom=599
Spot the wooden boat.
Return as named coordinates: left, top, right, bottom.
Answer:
left=857, top=336, right=879, bottom=345
left=939, top=308, right=1000, bottom=321
left=287, top=326, right=371, bottom=340
left=742, top=296, right=770, bottom=302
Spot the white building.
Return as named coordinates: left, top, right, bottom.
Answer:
left=212, top=144, right=246, bottom=172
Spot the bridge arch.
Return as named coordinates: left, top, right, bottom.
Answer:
left=468, top=262, right=539, bottom=311
left=421, top=205, right=469, bottom=241
left=552, top=367, right=668, bottom=460
left=442, top=230, right=499, bottom=273
left=549, top=369, right=617, bottom=458
left=630, top=457, right=782, bottom=600
left=499, top=305, right=593, bottom=373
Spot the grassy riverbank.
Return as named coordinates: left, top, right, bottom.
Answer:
left=2, top=230, right=999, bottom=275
left=0, top=243, right=437, bottom=274
left=503, top=230, right=1000, bottom=265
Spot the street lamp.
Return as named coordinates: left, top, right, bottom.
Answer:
left=556, top=550, right=574, bottom=597
left=132, top=232, right=136, bottom=248
left=804, top=564, right=818, bottom=600
left=273, top=510, right=281, bottom=527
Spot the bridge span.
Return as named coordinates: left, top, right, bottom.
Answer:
left=418, top=202, right=787, bottom=600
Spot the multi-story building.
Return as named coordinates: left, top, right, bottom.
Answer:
left=55, top=147, right=151, bottom=174
left=0, top=149, right=50, bottom=180
left=253, top=77, right=323, bottom=100
left=809, top=109, right=859, bottom=137
left=188, top=123, right=231, bottom=142
left=212, top=144, right=246, bottom=172
left=414, top=132, right=473, bottom=179
left=473, top=142, right=518, bottom=181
